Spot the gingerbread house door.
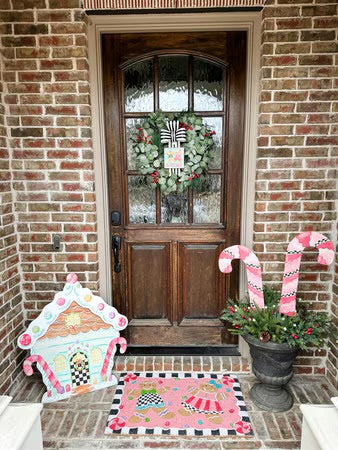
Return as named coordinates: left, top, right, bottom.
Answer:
left=102, top=31, right=247, bottom=347
left=70, top=352, right=91, bottom=387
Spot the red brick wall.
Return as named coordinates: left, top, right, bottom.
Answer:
left=328, top=225, right=337, bottom=389
left=0, top=38, right=24, bottom=393
left=0, top=0, right=336, bottom=389
left=0, top=0, right=98, bottom=327
left=257, top=0, right=337, bottom=375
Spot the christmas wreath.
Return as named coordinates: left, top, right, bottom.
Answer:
left=132, top=111, right=216, bottom=195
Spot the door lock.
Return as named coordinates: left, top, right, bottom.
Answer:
left=112, top=235, right=121, bottom=273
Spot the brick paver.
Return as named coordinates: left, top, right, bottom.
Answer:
left=11, top=360, right=337, bottom=450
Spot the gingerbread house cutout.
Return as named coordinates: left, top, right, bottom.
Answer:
left=17, top=273, right=128, bottom=403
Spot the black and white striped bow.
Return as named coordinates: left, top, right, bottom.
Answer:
left=160, top=120, right=186, bottom=145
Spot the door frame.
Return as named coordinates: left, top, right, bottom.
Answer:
left=87, top=12, right=261, bottom=353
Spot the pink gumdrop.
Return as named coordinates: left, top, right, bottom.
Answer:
left=66, top=273, right=78, bottom=284
left=47, top=390, right=52, bottom=397
left=98, top=303, right=104, bottom=311
left=66, top=384, right=70, bottom=392
left=118, top=317, right=126, bottom=327
left=20, top=333, right=31, bottom=346
left=57, top=297, right=65, bottom=306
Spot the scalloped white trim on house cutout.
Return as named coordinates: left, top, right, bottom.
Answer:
left=17, top=273, right=128, bottom=350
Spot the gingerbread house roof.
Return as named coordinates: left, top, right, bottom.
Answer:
left=17, top=273, right=128, bottom=350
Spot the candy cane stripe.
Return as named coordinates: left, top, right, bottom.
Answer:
left=24, top=355, right=62, bottom=393
left=101, top=337, right=127, bottom=380
left=279, top=232, right=334, bottom=315
left=219, top=245, right=264, bottom=308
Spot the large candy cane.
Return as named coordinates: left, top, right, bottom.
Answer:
left=218, top=245, right=264, bottom=308
left=101, top=337, right=127, bottom=380
left=279, top=231, right=334, bottom=315
left=23, top=354, right=63, bottom=394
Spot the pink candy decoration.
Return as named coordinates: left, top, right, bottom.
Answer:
left=101, top=337, right=127, bottom=380
left=20, top=333, right=31, bottom=347
left=218, top=245, right=264, bottom=308
left=279, top=231, right=334, bottom=315
left=98, top=303, right=104, bottom=311
left=108, top=417, right=126, bottom=430
left=57, top=297, right=65, bottom=306
left=66, top=273, right=78, bottom=284
left=118, top=317, right=127, bottom=327
left=124, top=373, right=137, bottom=382
left=23, top=354, right=62, bottom=394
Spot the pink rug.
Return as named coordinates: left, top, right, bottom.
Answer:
left=105, top=372, right=253, bottom=437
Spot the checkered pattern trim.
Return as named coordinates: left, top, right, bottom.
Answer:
left=71, top=360, right=90, bottom=387
left=105, top=372, right=253, bottom=437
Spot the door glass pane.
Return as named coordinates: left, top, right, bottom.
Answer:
left=161, top=193, right=188, bottom=224
left=193, top=175, right=221, bottom=224
left=124, top=59, right=153, bottom=112
left=128, top=176, right=156, bottom=224
left=159, top=56, right=188, bottom=112
left=126, top=118, right=144, bottom=170
left=194, top=58, right=223, bottom=111
left=202, top=116, right=223, bottom=169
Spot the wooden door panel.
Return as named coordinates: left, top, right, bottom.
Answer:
left=126, top=242, right=171, bottom=323
left=102, top=31, right=247, bottom=347
left=178, top=242, right=225, bottom=324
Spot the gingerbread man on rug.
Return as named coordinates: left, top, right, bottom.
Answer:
left=178, top=379, right=227, bottom=424
left=127, top=380, right=175, bottom=423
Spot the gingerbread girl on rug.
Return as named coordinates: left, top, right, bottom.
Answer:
left=178, top=379, right=227, bottom=424
left=127, top=379, right=175, bottom=423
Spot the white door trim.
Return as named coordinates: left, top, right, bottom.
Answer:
left=87, top=13, right=261, bottom=348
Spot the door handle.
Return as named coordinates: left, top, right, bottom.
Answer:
left=112, top=235, right=121, bottom=273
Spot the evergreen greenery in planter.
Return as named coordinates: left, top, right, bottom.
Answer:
left=221, top=286, right=333, bottom=351
left=221, top=287, right=334, bottom=412
left=218, top=232, right=335, bottom=412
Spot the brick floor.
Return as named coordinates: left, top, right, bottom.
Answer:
left=11, top=359, right=337, bottom=450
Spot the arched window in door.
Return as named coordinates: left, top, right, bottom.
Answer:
left=124, top=54, right=225, bottom=225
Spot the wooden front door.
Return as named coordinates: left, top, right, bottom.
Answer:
left=102, top=31, right=246, bottom=346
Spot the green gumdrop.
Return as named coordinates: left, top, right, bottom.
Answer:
left=32, top=326, right=40, bottom=333
left=145, top=418, right=150, bottom=422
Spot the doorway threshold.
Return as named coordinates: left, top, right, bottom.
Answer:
left=125, top=346, right=241, bottom=356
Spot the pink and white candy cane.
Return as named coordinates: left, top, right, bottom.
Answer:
left=101, top=337, right=127, bottom=380
left=218, top=245, right=264, bottom=308
left=23, top=355, right=63, bottom=394
left=279, top=231, right=334, bottom=315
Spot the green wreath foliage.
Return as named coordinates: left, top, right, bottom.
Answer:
left=132, top=111, right=216, bottom=195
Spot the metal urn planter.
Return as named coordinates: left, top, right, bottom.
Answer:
left=244, top=334, right=298, bottom=412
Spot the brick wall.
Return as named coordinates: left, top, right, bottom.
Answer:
left=327, top=224, right=337, bottom=389
left=256, top=0, right=337, bottom=374
left=0, top=0, right=98, bottom=332
left=0, top=35, right=24, bottom=393
left=0, top=0, right=337, bottom=390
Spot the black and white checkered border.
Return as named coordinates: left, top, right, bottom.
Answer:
left=105, top=371, right=253, bottom=437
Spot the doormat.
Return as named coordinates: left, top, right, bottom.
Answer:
left=105, top=372, right=253, bottom=437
